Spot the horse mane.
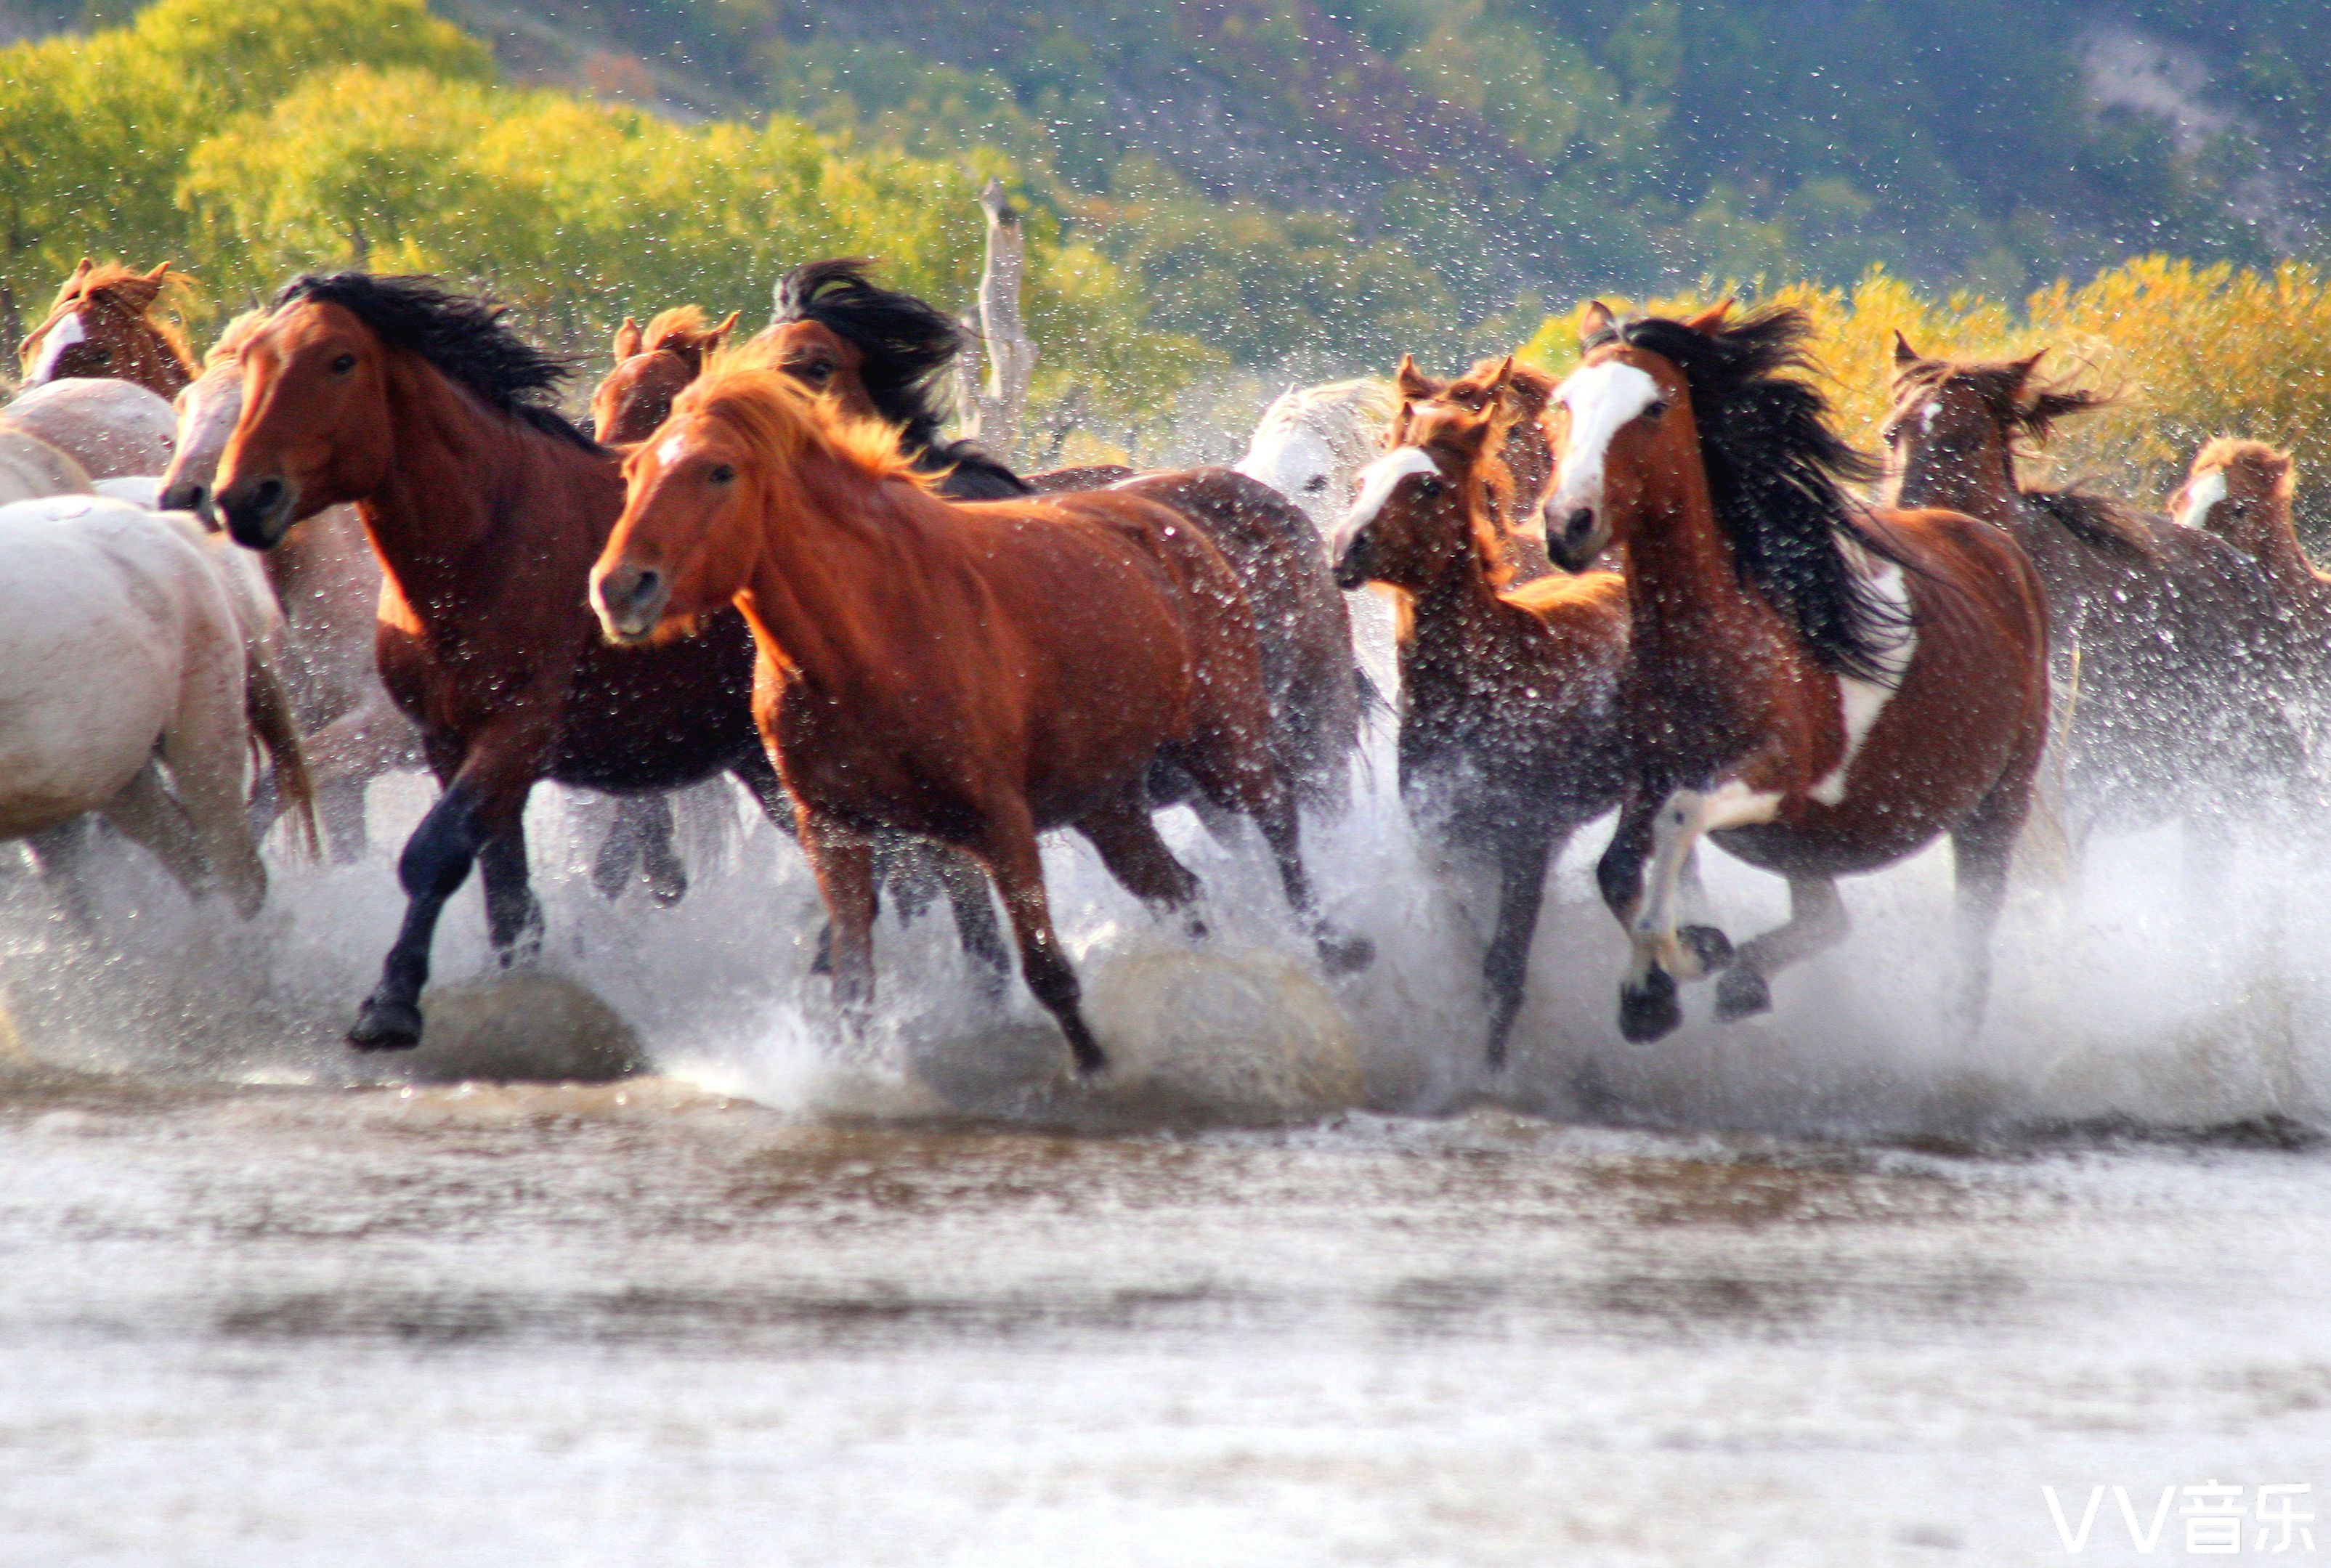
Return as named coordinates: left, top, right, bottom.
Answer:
left=272, top=272, right=599, bottom=452
left=687, top=349, right=939, bottom=495
left=204, top=309, right=267, bottom=367
left=642, top=304, right=711, bottom=353
left=60, top=261, right=197, bottom=369
left=769, top=258, right=970, bottom=457
left=1257, top=378, right=1399, bottom=475
left=1596, top=306, right=1913, bottom=680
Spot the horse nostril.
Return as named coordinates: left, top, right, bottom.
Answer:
left=1564, top=507, right=1594, bottom=540
left=252, top=478, right=285, bottom=512
left=631, top=568, right=661, bottom=601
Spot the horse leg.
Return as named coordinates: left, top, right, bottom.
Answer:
left=1074, top=787, right=1206, bottom=937
left=160, top=646, right=270, bottom=921
left=1177, top=742, right=1372, bottom=976
left=350, top=743, right=539, bottom=1050
left=1482, top=821, right=1565, bottom=1073
left=1712, top=876, right=1848, bottom=1023
left=589, top=795, right=646, bottom=901
left=610, top=795, right=688, bottom=908
left=94, top=763, right=211, bottom=906
left=973, top=802, right=1106, bottom=1075
left=316, top=776, right=371, bottom=864
left=477, top=816, right=543, bottom=968
left=925, top=844, right=1011, bottom=999
left=1605, top=779, right=1778, bottom=1043
left=799, top=812, right=877, bottom=1032
left=1947, top=783, right=2030, bottom=1033
left=25, top=819, right=102, bottom=931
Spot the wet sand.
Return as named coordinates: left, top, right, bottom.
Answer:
left=4, top=1070, right=2327, bottom=1566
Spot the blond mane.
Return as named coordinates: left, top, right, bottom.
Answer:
left=57, top=261, right=198, bottom=367
left=683, top=347, right=940, bottom=492
left=204, top=309, right=268, bottom=368
left=643, top=305, right=710, bottom=352
left=2194, top=435, right=2295, bottom=502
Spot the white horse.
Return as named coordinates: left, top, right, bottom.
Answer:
left=1235, top=378, right=1402, bottom=704
left=0, top=426, right=92, bottom=505
left=0, top=494, right=314, bottom=919
left=1, top=377, right=176, bottom=480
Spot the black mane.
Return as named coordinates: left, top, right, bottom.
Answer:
left=770, top=258, right=1029, bottom=495
left=273, top=272, right=599, bottom=452
left=1592, top=306, right=1913, bottom=680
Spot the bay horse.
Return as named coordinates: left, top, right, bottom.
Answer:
left=597, top=269, right=1363, bottom=811
left=1330, top=372, right=1630, bottom=1065
left=1543, top=303, right=2049, bottom=1042
left=211, top=273, right=1005, bottom=1050
left=1885, top=339, right=2309, bottom=862
left=590, top=357, right=1372, bottom=1074
left=590, top=306, right=741, bottom=446
left=17, top=260, right=197, bottom=399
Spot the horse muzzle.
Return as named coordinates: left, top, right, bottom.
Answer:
left=591, top=564, right=669, bottom=646
left=1331, top=533, right=1374, bottom=592
left=1544, top=500, right=1609, bottom=574
left=214, top=475, right=297, bottom=550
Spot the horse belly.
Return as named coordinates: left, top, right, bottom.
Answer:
left=0, top=561, right=179, bottom=834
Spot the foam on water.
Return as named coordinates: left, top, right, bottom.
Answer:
left=1, top=712, right=2327, bottom=1138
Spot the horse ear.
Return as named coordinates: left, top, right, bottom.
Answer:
left=1394, top=354, right=1435, bottom=400
left=72, top=257, right=92, bottom=280
left=709, top=310, right=742, bottom=346
left=1485, top=355, right=1515, bottom=396
left=1892, top=330, right=1923, bottom=367
left=614, top=317, right=644, bottom=362
left=1579, top=300, right=1616, bottom=346
left=145, top=261, right=172, bottom=283
left=2006, top=349, right=2048, bottom=396
left=1684, top=298, right=1733, bottom=334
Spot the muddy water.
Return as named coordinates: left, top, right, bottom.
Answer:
left=4, top=763, right=2331, bottom=1563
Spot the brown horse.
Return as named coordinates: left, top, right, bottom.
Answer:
left=590, top=358, right=1371, bottom=1073
left=590, top=306, right=741, bottom=446
left=1542, top=303, right=2049, bottom=1042
left=1886, top=339, right=2309, bottom=861
left=598, top=269, right=1363, bottom=811
left=1331, top=370, right=1630, bottom=1065
left=17, top=260, right=196, bottom=398
left=209, top=273, right=1005, bottom=1049
left=1392, top=352, right=1559, bottom=581
left=2171, top=439, right=2325, bottom=616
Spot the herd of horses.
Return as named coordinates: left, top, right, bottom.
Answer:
left=1, top=253, right=2322, bottom=1076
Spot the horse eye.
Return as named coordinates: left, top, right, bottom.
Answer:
left=1418, top=476, right=1445, bottom=499
left=89, top=346, right=111, bottom=364
left=708, top=463, right=736, bottom=485
left=1642, top=399, right=1667, bottom=419
left=1302, top=474, right=1329, bottom=493
left=805, top=362, right=832, bottom=381
left=330, top=352, right=357, bottom=374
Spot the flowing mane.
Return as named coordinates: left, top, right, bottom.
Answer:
left=1257, top=377, right=1398, bottom=465
left=687, top=350, right=938, bottom=497
left=1594, top=306, right=1913, bottom=680
left=641, top=304, right=712, bottom=352
left=768, top=257, right=1025, bottom=493
left=272, top=272, right=599, bottom=452
left=204, top=308, right=267, bottom=367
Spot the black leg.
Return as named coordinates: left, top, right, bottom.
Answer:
left=1482, top=825, right=1562, bottom=1072
left=478, top=817, right=543, bottom=967
left=349, top=783, right=490, bottom=1050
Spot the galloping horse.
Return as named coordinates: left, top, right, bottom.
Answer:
left=17, top=261, right=197, bottom=398
left=158, top=311, right=421, bottom=859
left=1543, top=304, right=2048, bottom=1041
left=210, top=273, right=1002, bottom=1049
left=2171, top=439, right=2325, bottom=622
left=2, top=378, right=177, bottom=479
left=1392, top=354, right=1559, bottom=581
left=1886, top=339, right=2308, bottom=861
left=591, top=358, right=1371, bottom=1073
left=596, top=265, right=1363, bottom=811
left=1331, top=373, right=1630, bottom=1065
left=591, top=307, right=740, bottom=446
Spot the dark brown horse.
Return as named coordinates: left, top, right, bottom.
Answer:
left=17, top=259, right=197, bottom=397
left=211, top=274, right=1004, bottom=1049
left=590, top=357, right=1371, bottom=1073
left=1392, top=352, right=1559, bottom=581
left=1886, top=339, right=2309, bottom=861
left=1544, top=304, right=2049, bottom=1041
left=590, top=306, right=740, bottom=446
left=1331, top=372, right=1630, bottom=1065
left=596, top=264, right=1363, bottom=811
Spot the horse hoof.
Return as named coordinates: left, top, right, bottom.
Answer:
left=1714, top=967, right=1772, bottom=1022
left=1071, top=1041, right=1108, bottom=1077
left=1618, top=969, right=1681, bottom=1043
left=1678, top=924, right=1735, bottom=974
left=349, top=996, right=423, bottom=1051
left=1318, top=930, right=1375, bottom=976
left=648, top=869, right=688, bottom=909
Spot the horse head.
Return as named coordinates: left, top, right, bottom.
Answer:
left=17, top=259, right=196, bottom=398
left=592, top=306, right=739, bottom=446
left=2173, top=436, right=2297, bottom=557
left=1331, top=389, right=1507, bottom=596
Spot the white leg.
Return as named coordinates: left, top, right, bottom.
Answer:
left=1626, top=781, right=1779, bottom=988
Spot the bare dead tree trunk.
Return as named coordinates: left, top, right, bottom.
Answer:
left=960, top=177, right=1035, bottom=462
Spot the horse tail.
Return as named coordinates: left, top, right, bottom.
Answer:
left=246, top=649, right=320, bottom=862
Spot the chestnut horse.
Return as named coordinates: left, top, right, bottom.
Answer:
left=1544, top=304, right=2049, bottom=1042
left=591, top=358, right=1371, bottom=1073
left=1886, top=340, right=2309, bottom=862
left=17, top=260, right=196, bottom=398
left=211, top=273, right=1005, bottom=1049
left=590, top=306, right=740, bottom=446
left=597, top=266, right=1363, bottom=811
left=2171, top=439, right=2326, bottom=624
left=1392, top=353, right=1559, bottom=582
left=1331, top=374, right=1630, bottom=1065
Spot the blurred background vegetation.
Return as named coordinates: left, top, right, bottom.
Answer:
left=3, top=0, right=2327, bottom=483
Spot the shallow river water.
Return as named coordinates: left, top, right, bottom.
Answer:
left=4, top=765, right=2330, bottom=1564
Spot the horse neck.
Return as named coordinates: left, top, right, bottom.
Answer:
left=361, top=357, right=615, bottom=624
left=733, top=452, right=948, bottom=693
left=1397, top=540, right=1533, bottom=699
left=121, top=314, right=192, bottom=399
left=1896, top=434, right=2020, bottom=527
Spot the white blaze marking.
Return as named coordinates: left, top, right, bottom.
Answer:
left=1628, top=780, right=1783, bottom=984
left=2172, top=466, right=2226, bottom=531
left=1549, top=360, right=1660, bottom=517
left=1920, top=398, right=1941, bottom=434
left=1807, top=561, right=1918, bottom=806
left=656, top=434, right=689, bottom=467
left=1331, top=447, right=1438, bottom=560
left=27, top=310, right=84, bottom=383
